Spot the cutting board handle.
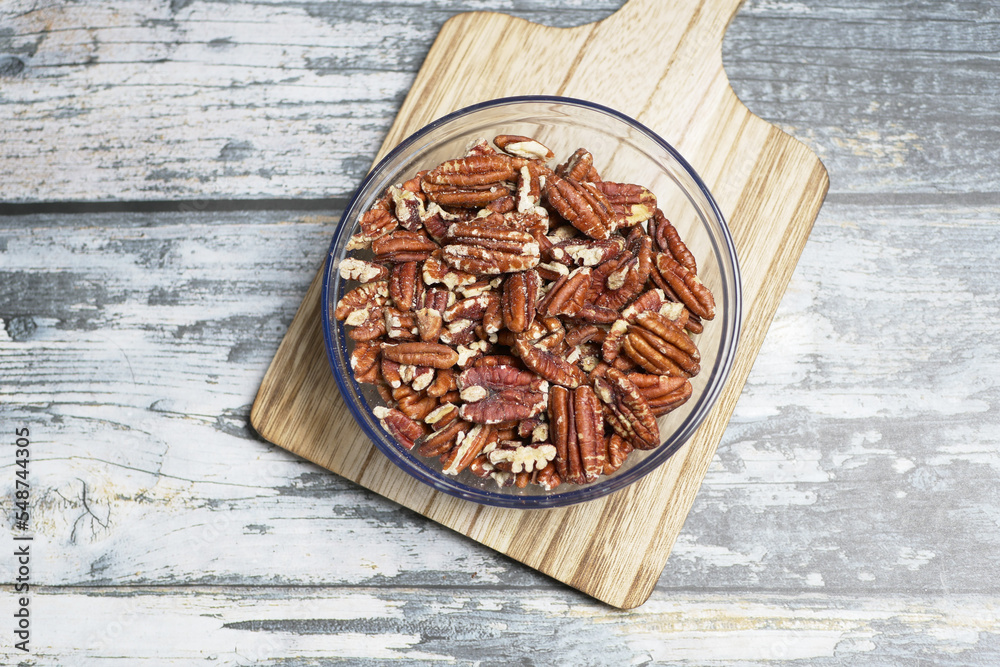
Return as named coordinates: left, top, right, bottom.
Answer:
left=607, top=0, right=746, bottom=53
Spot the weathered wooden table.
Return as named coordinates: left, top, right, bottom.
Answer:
left=2, top=0, right=998, bottom=663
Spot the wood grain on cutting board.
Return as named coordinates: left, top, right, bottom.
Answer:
left=251, top=0, right=828, bottom=609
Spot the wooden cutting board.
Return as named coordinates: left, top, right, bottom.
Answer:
left=251, top=0, right=828, bottom=609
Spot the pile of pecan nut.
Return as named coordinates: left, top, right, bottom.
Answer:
left=335, top=135, right=715, bottom=491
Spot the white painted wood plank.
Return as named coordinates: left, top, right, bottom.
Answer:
left=2, top=588, right=998, bottom=665
left=1, top=0, right=998, bottom=201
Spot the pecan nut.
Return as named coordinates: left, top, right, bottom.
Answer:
left=388, top=261, right=424, bottom=312
left=424, top=367, right=457, bottom=398
left=442, top=222, right=540, bottom=274
left=549, top=236, right=625, bottom=267
left=371, top=229, right=438, bottom=263
left=535, top=462, right=562, bottom=490
left=603, top=433, right=633, bottom=475
left=415, top=307, right=444, bottom=342
left=381, top=342, right=459, bottom=369
left=652, top=253, right=716, bottom=321
left=391, top=385, right=439, bottom=422
left=424, top=154, right=523, bottom=187
left=544, top=174, right=618, bottom=240
left=488, top=442, right=557, bottom=474
left=513, top=336, right=587, bottom=388
left=536, top=266, right=591, bottom=318
left=592, top=368, right=659, bottom=450
left=628, top=373, right=693, bottom=416
left=349, top=341, right=381, bottom=384
left=548, top=385, right=605, bottom=484
left=335, top=280, right=389, bottom=321
left=383, top=306, right=419, bottom=340
left=456, top=365, right=548, bottom=424
left=556, top=148, right=601, bottom=182
left=650, top=208, right=697, bottom=273
left=593, top=181, right=656, bottom=227
left=422, top=181, right=513, bottom=208
left=441, top=424, right=494, bottom=475
left=494, top=135, right=555, bottom=161
left=347, top=205, right=398, bottom=250
left=389, top=184, right=427, bottom=232
left=422, top=249, right=477, bottom=290
left=415, top=418, right=471, bottom=458
left=443, top=292, right=498, bottom=325
left=515, top=163, right=547, bottom=213
left=623, top=310, right=701, bottom=377
left=339, top=257, right=389, bottom=283
left=373, top=406, right=428, bottom=450
left=500, top=270, right=539, bottom=333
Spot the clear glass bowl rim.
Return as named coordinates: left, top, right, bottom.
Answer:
left=321, top=94, right=742, bottom=509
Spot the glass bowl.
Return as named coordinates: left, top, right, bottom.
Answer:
left=321, top=96, right=741, bottom=509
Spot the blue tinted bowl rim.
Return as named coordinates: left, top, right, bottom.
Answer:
left=321, top=94, right=742, bottom=509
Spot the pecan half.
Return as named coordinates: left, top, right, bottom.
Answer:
left=457, top=365, right=548, bottom=425
left=347, top=307, right=388, bottom=342
left=389, top=261, right=424, bottom=312
left=515, top=163, right=546, bottom=213
left=373, top=406, right=428, bottom=450
left=415, top=418, right=471, bottom=458
left=548, top=385, right=605, bottom=484
left=653, top=253, right=716, bottom=321
left=494, top=135, right=555, bottom=161
left=556, top=148, right=601, bottom=182
left=421, top=181, right=513, bottom=208
left=594, top=181, right=656, bottom=227
left=537, top=267, right=591, bottom=318
left=535, top=462, right=562, bottom=490
left=442, top=222, right=540, bottom=274
left=650, top=208, right=697, bottom=273
left=422, top=249, right=477, bottom=290
left=545, top=175, right=618, bottom=240
left=592, top=368, right=659, bottom=450
left=381, top=342, right=459, bottom=369
left=383, top=306, right=419, bottom=340
left=415, top=307, right=444, bottom=343
left=549, top=236, right=625, bottom=267
left=441, top=423, right=494, bottom=475
left=339, top=257, right=389, bottom=283
left=389, top=184, right=427, bottom=231
left=442, top=293, right=500, bottom=333
left=349, top=341, right=381, bottom=384
left=513, top=336, right=587, bottom=388
left=565, top=324, right=604, bottom=347
left=347, top=206, right=398, bottom=250
left=500, top=270, right=539, bottom=333
left=424, top=402, right=459, bottom=428
left=391, top=385, right=439, bottom=422
left=603, top=434, right=633, bottom=475
left=335, top=280, right=389, bottom=321
left=628, top=373, right=693, bottom=416
left=623, top=311, right=700, bottom=377
left=488, top=442, right=557, bottom=474
left=593, top=230, right=652, bottom=311
left=372, top=229, right=438, bottom=263
left=425, top=154, right=522, bottom=187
